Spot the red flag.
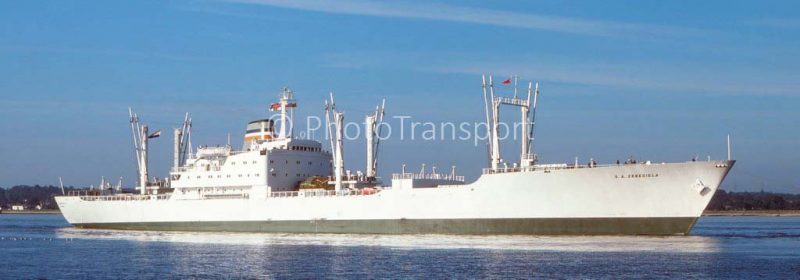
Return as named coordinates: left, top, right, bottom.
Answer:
left=269, top=103, right=281, bottom=111
left=501, top=78, right=512, bottom=85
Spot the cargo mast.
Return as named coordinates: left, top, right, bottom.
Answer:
left=483, top=75, right=539, bottom=171
left=489, top=76, right=501, bottom=170
left=325, top=93, right=345, bottom=191
left=173, top=113, right=191, bottom=169
left=365, top=98, right=386, bottom=180
left=129, top=108, right=163, bottom=194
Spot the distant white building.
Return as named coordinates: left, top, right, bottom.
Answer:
left=11, top=205, right=25, bottom=211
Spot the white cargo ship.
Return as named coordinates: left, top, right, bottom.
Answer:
left=55, top=77, right=734, bottom=235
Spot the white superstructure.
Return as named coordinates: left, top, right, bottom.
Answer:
left=56, top=79, right=735, bottom=235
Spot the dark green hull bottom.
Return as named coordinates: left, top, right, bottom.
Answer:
left=74, top=217, right=699, bottom=235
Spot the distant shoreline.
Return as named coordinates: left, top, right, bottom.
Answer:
left=703, top=210, right=800, bottom=217
left=0, top=210, right=61, bottom=214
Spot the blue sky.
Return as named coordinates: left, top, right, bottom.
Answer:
left=0, top=0, right=798, bottom=192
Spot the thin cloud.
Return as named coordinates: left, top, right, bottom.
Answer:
left=321, top=51, right=800, bottom=96
left=218, top=0, right=702, bottom=38
left=750, top=18, right=800, bottom=29
left=0, top=45, right=208, bottom=62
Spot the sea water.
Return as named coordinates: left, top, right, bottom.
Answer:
left=1, top=215, right=799, bottom=279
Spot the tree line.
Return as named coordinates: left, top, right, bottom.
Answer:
left=706, top=189, right=800, bottom=211
left=1, top=185, right=798, bottom=211
left=0, top=185, right=79, bottom=210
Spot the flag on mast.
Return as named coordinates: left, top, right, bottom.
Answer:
left=501, top=77, right=512, bottom=85
left=269, top=103, right=281, bottom=111
left=270, top=102, right=297, bottom=111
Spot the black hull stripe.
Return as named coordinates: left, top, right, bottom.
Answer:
left=73, top=217, right=698, bottom=236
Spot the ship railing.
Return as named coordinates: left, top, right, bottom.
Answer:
left=521, top=154, right=538, bottom=161
left=481, top=161, right=662, bottom=174
left=171, top=165, right=223, bottom=173
left=172, top=166, right=190, bottom=172
left=328, top=175, right=376, bottom=182
left=391, top=173, right=465, bottom=182
left=66, top=190, right=101, bottom=197
left=64, top=192, right=172, bottom=201
left=203, top=193, right=249, bottom=200
left=494, top=96, right=527, bottom=107
left=268, top=188, right=381, bottom=199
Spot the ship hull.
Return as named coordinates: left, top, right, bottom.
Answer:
left=56, top=160, right=733, bottom=236
left=73, top=217, right=698, bottom=235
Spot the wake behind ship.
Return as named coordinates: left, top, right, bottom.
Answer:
left=56, top=78, right=734, bottom=235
